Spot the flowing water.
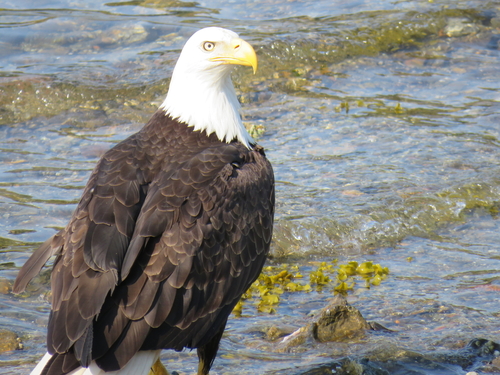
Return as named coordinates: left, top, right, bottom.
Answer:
left=1, top=0, right=500, bottom=374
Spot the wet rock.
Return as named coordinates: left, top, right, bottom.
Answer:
left=313, top=295, right=369, bottom=342
left=276, top=325, right=315, bottom=352
left=483, top=354, right=500, bottom=372
left=0, top=278, right=11, bottom=294
left=265, top=324, right=298, bottom=341
left=97, top=23, right=148, bottom=45
left=308, top=338, right=500, bottom=374
left=443, top=18, right=481, bottom=37
left=337, top=358, right=390, bottom=375
left=273, top=357, right=389, bottom=375
left=491, top=17, right=500, bottom=28
left=487, top=34, right=500, bottom=50
left=0, top=330, right=23, bottom=352
left=276, top=295, right=387, bottom=352
left=272, top=338, right=500, bottom=374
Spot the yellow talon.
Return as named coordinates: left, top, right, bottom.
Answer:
left=149, top=358, right=170, bottom=375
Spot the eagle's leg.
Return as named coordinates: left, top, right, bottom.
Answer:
left=196, top=320, right=227, bottom=375
left=149, top=358, right=171, bottom=375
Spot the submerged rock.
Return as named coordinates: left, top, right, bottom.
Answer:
left=0, top=330, right=23, bottom=352
left=271, top=338, right=500, bottom=375
left=443, top=18, right=481, bottom=37
left=0, top=278, right=10, bottom=294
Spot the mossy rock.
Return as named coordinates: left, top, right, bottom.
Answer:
left=313, top=301, right=369, bottom=342
left=0, top=330, right=22, bottom=352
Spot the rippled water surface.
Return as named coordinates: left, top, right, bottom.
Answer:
left=1, top=0, right=500, bottom=374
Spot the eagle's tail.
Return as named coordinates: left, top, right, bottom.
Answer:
left=30, top=351, right=163, bottom=375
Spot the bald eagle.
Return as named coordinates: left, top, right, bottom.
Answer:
left=14, top=27, right=275, bottom=375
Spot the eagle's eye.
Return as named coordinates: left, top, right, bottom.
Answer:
left=203, top=41, right=215, bottom=51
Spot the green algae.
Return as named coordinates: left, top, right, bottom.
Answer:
left=0, top=188, right=79, bottom=206
left=0, top=77, right=168, bottom=126
left=234, top=260, right=390, bottom=315
left=0, top=236, right=35, bottom=251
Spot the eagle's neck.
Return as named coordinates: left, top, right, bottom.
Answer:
left=160, top=66, right=254, bottom=148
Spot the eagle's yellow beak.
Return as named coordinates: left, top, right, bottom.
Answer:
left=209, top=38, right=258, bottom=74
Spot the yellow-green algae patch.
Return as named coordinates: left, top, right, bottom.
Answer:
left=233, top=260, right=389, bottom=315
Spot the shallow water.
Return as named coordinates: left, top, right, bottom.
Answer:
left=1, top=0, right=500, bottom=374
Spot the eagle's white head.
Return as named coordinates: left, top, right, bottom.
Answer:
left=160, top=27, right=257, bottom=148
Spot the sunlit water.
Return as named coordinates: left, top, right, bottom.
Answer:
left=1, top=0, right=500, bottom=374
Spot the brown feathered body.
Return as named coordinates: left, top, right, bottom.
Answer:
left=14, top=110, right=275, bottom=374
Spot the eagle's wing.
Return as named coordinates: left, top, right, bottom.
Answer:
left=14, top=135, right=150, bottom=373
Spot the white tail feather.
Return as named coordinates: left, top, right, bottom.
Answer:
left=30, top=351, right=161, bottom=375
